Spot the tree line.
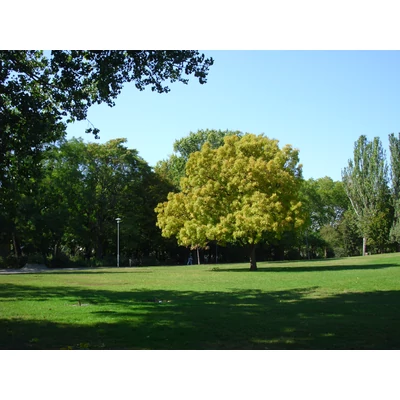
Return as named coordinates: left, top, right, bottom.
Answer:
left=0, top=138, right=181, bottom=268
left=2, top=128, right=399, bottom=270
left=155, top=130, right=400, bottom=269
left=1, top=51, right=400, bottom=269
left=0, top=50, right=213, bottom=268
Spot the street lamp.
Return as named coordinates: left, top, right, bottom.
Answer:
left=116, top=217, right=121, bottom=267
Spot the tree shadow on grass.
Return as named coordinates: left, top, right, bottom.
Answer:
left=0, top=283, right=399, bottom=350
left=212, top=263, right=400, bottom=273
left=0, top=268, right=154, bottom=275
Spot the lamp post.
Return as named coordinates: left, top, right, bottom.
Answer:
left=116, top=217, right=121, bottom=267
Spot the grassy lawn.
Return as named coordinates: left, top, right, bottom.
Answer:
left=1, top=253, right=400, bottom=350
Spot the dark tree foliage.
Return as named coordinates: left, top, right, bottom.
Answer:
left=1, top=138, right=178, bottom=267
left=342, top=135, right=391, bottom=255
left=0, top=50, right=213, bottom=186
left=0, top=50, right=213, bottom=263
left=389, top=133, right=400, bottom=245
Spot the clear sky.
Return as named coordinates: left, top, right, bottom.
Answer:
left=65, top=50, right=400, bottom=182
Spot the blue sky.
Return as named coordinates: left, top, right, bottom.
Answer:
left=65, top=51, right=400, bottom=182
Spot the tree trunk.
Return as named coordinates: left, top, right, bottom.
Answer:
left=306, top=231, right=310, bottom=260
left=96, top=239, right=103, bottom=259
left=12, top=232, right=22, bottom=258
left=249, top=244, right=257, bottom=271
left=54, top=242, right=60, bottom=257
left=362, top=236, right=367, bottom=256
left=85, top=244, right=92, bottom=260
left=197, top=247, right=200, bottom=265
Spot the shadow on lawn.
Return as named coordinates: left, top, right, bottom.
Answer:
left=0, top=268, right=154, bottom=275
left=0, top=283, right=399, bottom=350
left=213, top=262, right=400, bottom=273
left=46, top=270, right=154, bottom=275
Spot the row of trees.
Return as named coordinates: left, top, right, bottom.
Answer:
left=0, top=130, right=400, bottom=269
left=155, top=130, right=400, bottom=269
left=1, top=50, right=214, bottom=268
left=2, top=52, right=400, bottom=269
left=1, top=128, right=399, bottom=269
left=0, top=138, right=183, bottom=267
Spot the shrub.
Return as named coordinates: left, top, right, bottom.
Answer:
left=88, top=256, right=115, bottom=268
left=48, top=253, right=70, bottom=268
left=141, top=256, right=160, bottom=266
left=69, top=255, right=91, bottom=268
left=284, top=249, right=301, bottom=261
left=333, top=247, right=347, bottom=258
left=27, top=253, right=47, bottom=265
left=1, top=255, right=28, bottom=269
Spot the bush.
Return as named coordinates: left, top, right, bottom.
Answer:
left=332, top=247, right=347, bottom=258
left=141, top=256, right=160, bottom=266
left=87, top=256, right=116, bottom=268
left=27, top=253, right=47, bottom=265
left=284, top=248, right=301, bottom=260
left=0, top=254, right=28, bottom=269
left=48, top=253, right=70, bottom=268
left=69, top=255, right=91, bottom=268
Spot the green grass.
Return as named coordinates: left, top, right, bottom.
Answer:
left=1, top=253, right=400, bottom=349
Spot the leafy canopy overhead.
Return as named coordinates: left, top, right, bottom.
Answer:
left=0, top=50, right=213, bottom=215
left=1, top=50, right=214, bottom=127
left=155, top=134, right=304, bottom=270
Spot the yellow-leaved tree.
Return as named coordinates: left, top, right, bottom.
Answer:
left=155, top=134, right=304, bottom=270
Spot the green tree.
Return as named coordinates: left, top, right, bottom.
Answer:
left=14, top=138, right=172, bottom=265
left=61, top=138, right=159, bottom=261
left=156, top=134, right=304, bottom=270
left=365, top=208, right=393, bottom=253
left=155, top=129, right=242, bottom=189
left=300, top=177, right=348, bottom=231
left=342, top=135, right=391, bottom=255
left=154, top=154, right=187, bottom=190
left=1, top=50, right=213, bottom=184
left=298, top=177, right=348, bottom=258
left=389, top=133, right=400, bottom=246
left=0, top=50, right=214, bottom=260
left=338, top=209, right=362, bottom=256
left=319, top=225, right=342, bottom=258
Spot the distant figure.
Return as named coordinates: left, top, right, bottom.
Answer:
left=187, top=254, right=193, bottom=265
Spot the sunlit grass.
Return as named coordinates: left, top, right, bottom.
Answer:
left=1, top=253, right=400, bottom=349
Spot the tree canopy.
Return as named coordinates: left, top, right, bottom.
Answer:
left=0, top=50, right=213, bottom=261
left=1, top=137, right=175, bottom=267
left=342, top=135, right=391, bottom=255
left=155, top=134, right=304, bottom=270
left=155, top=129, right=242, bottom=189
left=0, top=50, right=213, bottom=193
left=389, top=133, right=400, bottom=244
